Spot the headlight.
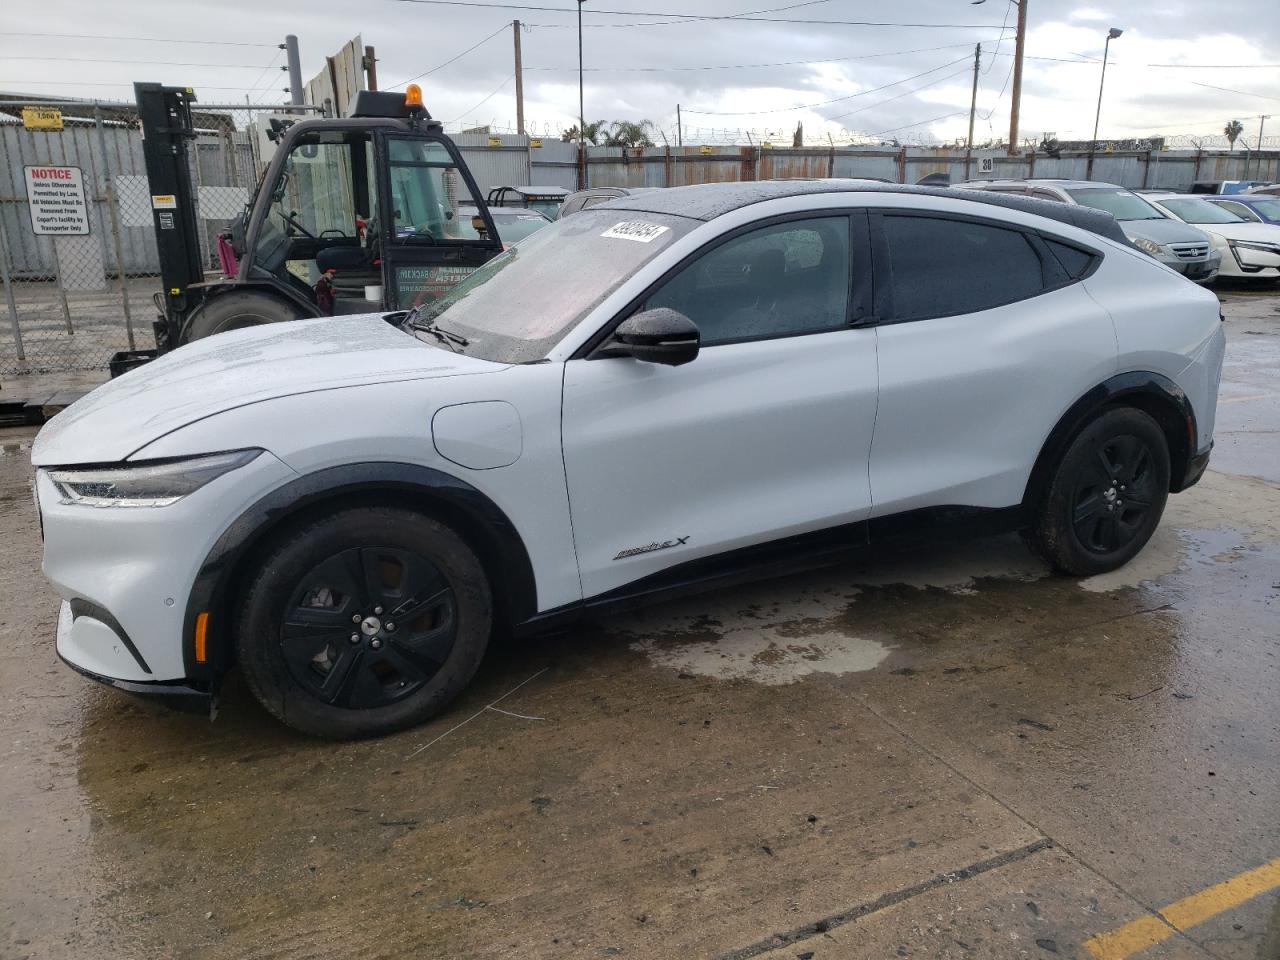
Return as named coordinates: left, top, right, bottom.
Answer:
left=1132, top=237, right=1164, bottom=257
left=48, top=449, right=262, bottom=508
left=1230, top=240, right=1280, bottom=255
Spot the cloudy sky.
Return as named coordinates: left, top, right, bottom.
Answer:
left=3, top=0, right=1278, bottom=147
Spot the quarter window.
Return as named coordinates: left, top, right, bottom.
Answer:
left=882, top=215, right=1049, bottom=322
left=643, top=217, right=855, bottom=346
left=1044, top=238, right=1096, bottom=279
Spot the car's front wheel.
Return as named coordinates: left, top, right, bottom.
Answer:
left=1028, top=407, right=1171, bottom=576
left=236, top=506, right=493, bottom=739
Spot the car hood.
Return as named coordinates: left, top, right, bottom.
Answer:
left=1184, top=221, right=1280, bottom=244
left=1118, top=218, right=1211, bottom=245
left=33, top=313, right=506, bottom=467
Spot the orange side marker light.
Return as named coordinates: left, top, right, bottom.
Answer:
left=194, top=612, right=210, bottom=663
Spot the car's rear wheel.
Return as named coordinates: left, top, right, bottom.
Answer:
left=1028, top=407, right=1171, bottom=576
left=236, top=507, right=492, bottom=739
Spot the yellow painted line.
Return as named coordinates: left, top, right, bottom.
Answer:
left=1083, top=856, right=1280, bottom=960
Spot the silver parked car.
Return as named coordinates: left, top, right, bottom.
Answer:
left=958, top=179, right=1220, bottom=283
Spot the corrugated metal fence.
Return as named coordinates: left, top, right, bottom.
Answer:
left=2, top=113, right=1277, bottom=376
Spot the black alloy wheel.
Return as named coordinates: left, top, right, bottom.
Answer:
left=282, top=547, right=457, bottom=710
left=1070, top=433, right=1160, bottom=554
left=1028, top=407, right=1171, bottom=576
left=236, top=507, right=493, bottom=739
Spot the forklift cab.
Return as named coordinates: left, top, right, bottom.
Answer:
left=239, top=93, right=502, bottom=319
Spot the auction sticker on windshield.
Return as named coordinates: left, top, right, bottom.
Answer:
left=601, top=221, right=670, bottom=243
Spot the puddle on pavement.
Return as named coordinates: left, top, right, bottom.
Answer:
left=621, top=470, right=1280, bottom=684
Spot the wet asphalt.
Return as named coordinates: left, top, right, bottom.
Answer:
left=1, top=287, right=1278, bottom=960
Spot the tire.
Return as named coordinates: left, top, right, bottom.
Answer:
left=235, top=507, right=493, bottom=739
left=1028, top=407, right=1171, bottom=576
left=183, top=290, right=302, bottom=343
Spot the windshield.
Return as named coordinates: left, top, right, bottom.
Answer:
left=457, top=208, right=551, bottom=244
left=1157, top=198, right=1247, bottom=224
left=416, top=208, right=696, bottom=363
left=1066, top=188, right=1166, bottom=221
left=1244, top=199, right=1280, bottom=221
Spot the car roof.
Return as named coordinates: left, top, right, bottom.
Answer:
left=1205, top=194, right=1273, bottom=204
left=962, top=179, right=1124, bottom=190
left=596, top=179, right=1132, bottom=245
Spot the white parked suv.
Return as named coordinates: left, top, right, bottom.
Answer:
left=33, top=181, right=1226, bottom=739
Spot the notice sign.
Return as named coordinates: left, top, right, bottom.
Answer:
left=24, top=166, right=90, bottom=236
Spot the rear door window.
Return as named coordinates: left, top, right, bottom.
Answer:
left=880, top=214, right=1049, bottom=322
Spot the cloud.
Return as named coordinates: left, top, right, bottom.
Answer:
left=1, top=0, right=1277, bottom=146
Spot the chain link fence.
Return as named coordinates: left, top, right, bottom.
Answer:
left=0, top=100, right=314, bottom=376
left=2, top=99, right=1278, bottom=378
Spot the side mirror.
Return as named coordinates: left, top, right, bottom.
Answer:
left=604, top=308, right=700, bottom=366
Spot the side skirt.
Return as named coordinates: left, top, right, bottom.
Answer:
left=515, top=504, right=1026, bottom=636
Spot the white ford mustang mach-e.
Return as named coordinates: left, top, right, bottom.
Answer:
left=33, top=181, right=1225, bottom=738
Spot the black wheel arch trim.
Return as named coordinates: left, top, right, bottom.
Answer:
left=181, top=461, right=537, bottom=680
left=1024, top=370, right=1199, bottom=509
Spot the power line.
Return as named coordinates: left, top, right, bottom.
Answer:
left=0, top=56, right=279, bottom=68
left=825, top=66, right=973, bottom=122
left=246, top=49, right=286, bottom=101
left=982, top=0, right=1014, bottom=75
left=384, top=23, right=511, bottom=89
left=1147, top=63, right=1280, bottom=69
left=0, top=31, right=273, bottom=46
left=523, top=39, right=1004, bottom=73
left=685, top=55, right=971, bottom=115
left=388, top=0, right=1001, bottom=29
left=0, top=79, right=273, bottom=91
left=1186, top=80, right=1280, bottom=103
left=868, top=109, right=968, bottom=137
left=449, top=73, right=515, bottom=122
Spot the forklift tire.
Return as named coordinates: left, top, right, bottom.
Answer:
left=182, top=291, right=304, bottom=344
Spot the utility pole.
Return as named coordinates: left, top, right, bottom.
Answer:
left=364, top=45, right=378, bottom=91
left=1254, top=115, right=1270, bottom=179
left=577, top=0, right=587, bottom=188
left=966, top=43, right=982, bottom=180
left=513, top=21, right=525, bottom=135
left=284, top=34, right=304, bottom=105
left=1007, top=0, right=1026, bottom=156
left=677, top=103, right=682, bottom=147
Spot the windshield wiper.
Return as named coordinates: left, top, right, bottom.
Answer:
left=401, top=306, right=470, bottom=351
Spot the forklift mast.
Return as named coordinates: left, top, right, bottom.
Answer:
left=134, top=83, right=203, bottom=351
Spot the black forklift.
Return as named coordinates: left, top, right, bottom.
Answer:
left=122, top=82, right=504, bottom=368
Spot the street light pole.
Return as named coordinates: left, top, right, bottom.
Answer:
left=577, top=0, right=587, bottom=189
left=1088, top=27, right=1123, bottom=180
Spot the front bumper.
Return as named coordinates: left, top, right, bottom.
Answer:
left=37, top=450, right=297, bottom=683
left=1175, top=444, right=1212, bottom=493
left=1160, top=250, right=1221, bottom=283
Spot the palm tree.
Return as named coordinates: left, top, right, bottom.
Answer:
left=560, top=120, right=607, bottom=145
left=603, top=120, right=655, bottom=149
left=1224, top=119, right=1244, bottom=152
